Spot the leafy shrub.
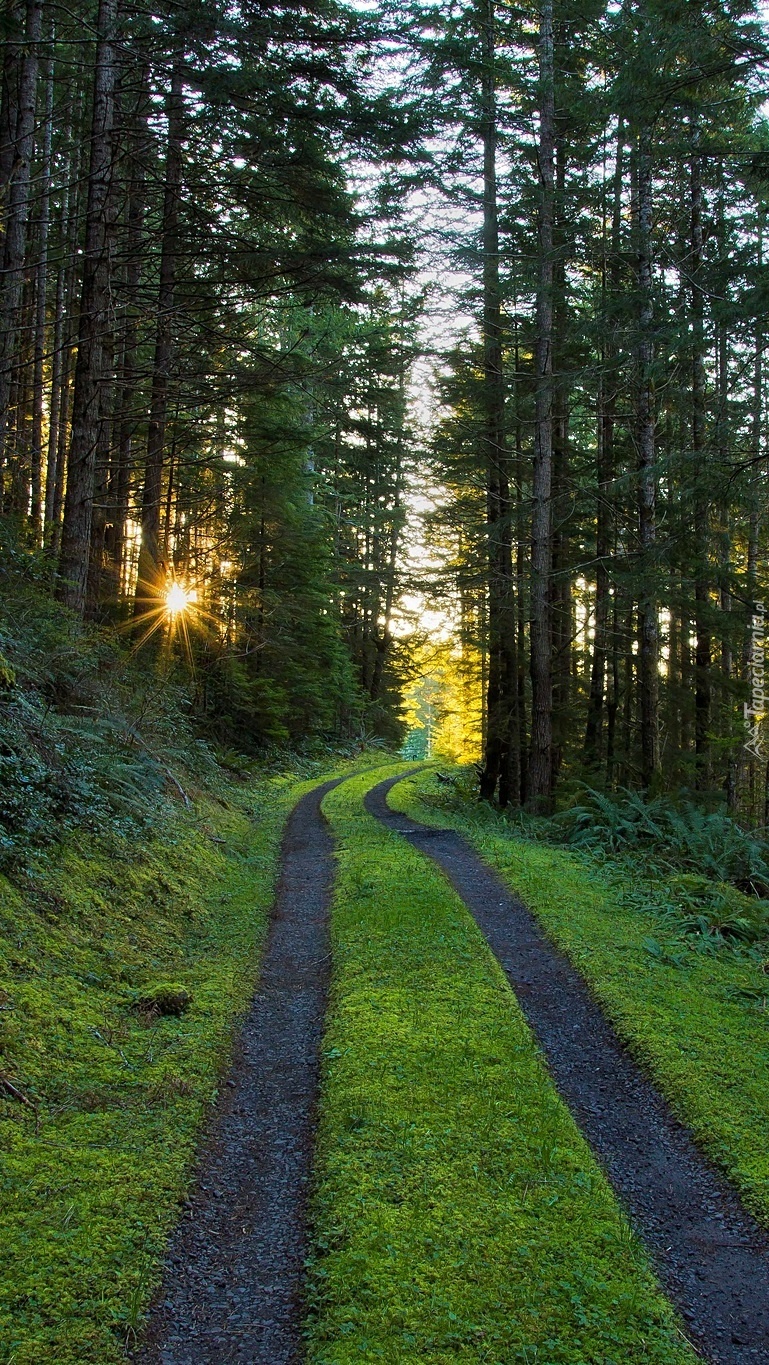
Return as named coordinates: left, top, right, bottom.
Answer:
left=621, top=875, right=769, bottom=948
left=524, top=787, right=769, bottom=895
left=0, top=527, right=218, bottom=874
left=666, top=875, right=769, bottom=943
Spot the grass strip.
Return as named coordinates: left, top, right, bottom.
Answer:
left=0, top=758, right=370, bottom=1365
left=306, top=767, right=697, bottom=1365
left=389, top=768, right=769, bottom=1230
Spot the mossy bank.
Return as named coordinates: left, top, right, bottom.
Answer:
left=0, top=762, right=353, bottom=1365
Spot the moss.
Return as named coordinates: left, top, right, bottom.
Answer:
left=130, top=984, right=192, bottom=1018
left=390, top=768, right=769, bottom=1231
left=305, top=767, right=697, bottom=1365
left=0, top=762, right=367, bottom=1365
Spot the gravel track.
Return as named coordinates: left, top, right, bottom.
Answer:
left=136, top=778, right=343, bottom=1365
left=365, top=772, right=769, bottom=1365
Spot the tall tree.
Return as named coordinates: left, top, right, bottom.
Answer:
left=528, top=0, right=556, bottom=811
left=134, top=57, right=184, bottom=617
left=0, top=0, right=42, bottom=476
left=57, top=0, right=119, bottom=613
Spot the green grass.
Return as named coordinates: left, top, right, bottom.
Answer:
left=389, top=767, right=769, bottom=1231
left=306, top=766, right=698, bottom=1365
left=0, top=757, right=374, bottom=1365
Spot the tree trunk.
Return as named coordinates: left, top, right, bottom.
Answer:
left=514, top=317, right=528, bottom=805
left=585, top=125, right=623, bottom=768
left=0, top=0, right=42, bottom=472
left=135, top=60, right=184, bottom=617
left=0, top=2, right=23, bottom=199
left=550, top=137, right=570, bottom=784
left=478, top=0, right=517, bottom=806
left=44, top=92, right=82, bottom=544
left=744, top=297, right=762, bottom=820
left=370, top=345, right=406, bottom=706
left=636, top=123, right=659, bottom=789
left=606, top=584, right=620, bottom=785
left=690, top=130, right=710, bottom=785
left=714, top=168, right=735, bottom=807
left=57, top=0, right=119, bottom=614
left=528, top=0, right=555, bottom=811
left=30, top=32, right=53, bottom=537
left=105, top=67, right=150, bottom=600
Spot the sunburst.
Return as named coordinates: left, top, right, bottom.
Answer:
left=130, top=573, right=220, bottom=664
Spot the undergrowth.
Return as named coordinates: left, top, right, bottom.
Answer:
left=0, top=532, right=385, bottom=875
left=0, top=535, right=216, bottom=873
left=428, top=772, right=769, bottom=951
left=533, top=787, right=769, bottom=888
left=391, top=768, right=769, bottom=1227
left=306, top=767, right=697, bottom=1365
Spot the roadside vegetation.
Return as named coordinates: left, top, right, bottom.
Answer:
left=0, top=767, right=322, bottom=1365
left=0, top=512, right=391, bottom=1363
left=0, top=561, right=384, bottom=1364
left=389, top=768, right=769, bottom=1228
left=306, top=767, right=698, bottom=1365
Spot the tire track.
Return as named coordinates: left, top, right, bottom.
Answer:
left=366, top=772, right=769, bottom=1364
left=137, top=777, right=343, bottom=1365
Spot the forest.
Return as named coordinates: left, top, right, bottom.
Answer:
left=4, top=1, right=769, bottom=1362
left=3, top=0, right=769, bottom=822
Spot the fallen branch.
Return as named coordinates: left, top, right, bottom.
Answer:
left=158, top=761, right=192, bottom=808
left=0, top=1073, right=33, bottom=1106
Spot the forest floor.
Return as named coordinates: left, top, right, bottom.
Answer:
left=3, top=761, right=769, bottom=1363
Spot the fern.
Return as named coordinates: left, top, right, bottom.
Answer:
left=511, top=785, right=769, bottom=904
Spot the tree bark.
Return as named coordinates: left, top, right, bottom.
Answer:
left=528, top=0, right=555, bottom=811
left=57, top=0, right=119, bottom=614
left=30, top=31, right=53, bottom=537
left=0, top=0, right=42, bottom=472
left=478, top=0, right=518, bottom=806
left=44, top=214, right=69, bottom=536
left=550, top=135, right=569, bottom=784
left=134, top=59, right=184, bottom=616
left=105, top=70, right=149, bottom=602
left=636, top=123, right=659, bottom=788
left=585, top=124, right=623, bottom=769
left=370, top=340, right=406, bottom=705
left=690, top=128, right=710, bottom=785
left=0, top=2, right=23, bottom=200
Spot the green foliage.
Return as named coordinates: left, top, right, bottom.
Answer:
left=391, top=768, right=769, bottom=1229
left=196, top=652, right=290, bottom=747
left=0, top=533, right=216, bottom=873
left=508, top=787, right=769, bottom=895
left=306, top=768, right=696, bottom=1365
left=488, top=784, right=769, bottom=949
left=649, top=876, right=769, bottom=946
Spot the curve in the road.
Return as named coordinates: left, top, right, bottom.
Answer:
left=137, top=777, right=344, bottom=1365
left=365, top=772, right=769, bottom=1365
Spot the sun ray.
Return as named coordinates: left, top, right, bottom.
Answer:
left=125, top=572, right=223, bottom=670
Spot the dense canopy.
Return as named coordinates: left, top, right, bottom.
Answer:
left=3, top=0, right=769, bottom=817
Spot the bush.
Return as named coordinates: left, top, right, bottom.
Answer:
left=525, top=788, right=769, bottom=894
left=0, top=529, right=215, bottom=875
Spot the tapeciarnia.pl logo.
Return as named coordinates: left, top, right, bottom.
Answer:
left=745, top=601, right=766, bottom=760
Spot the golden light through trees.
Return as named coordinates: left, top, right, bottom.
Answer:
left=165, top=582, right=196, bottom=616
